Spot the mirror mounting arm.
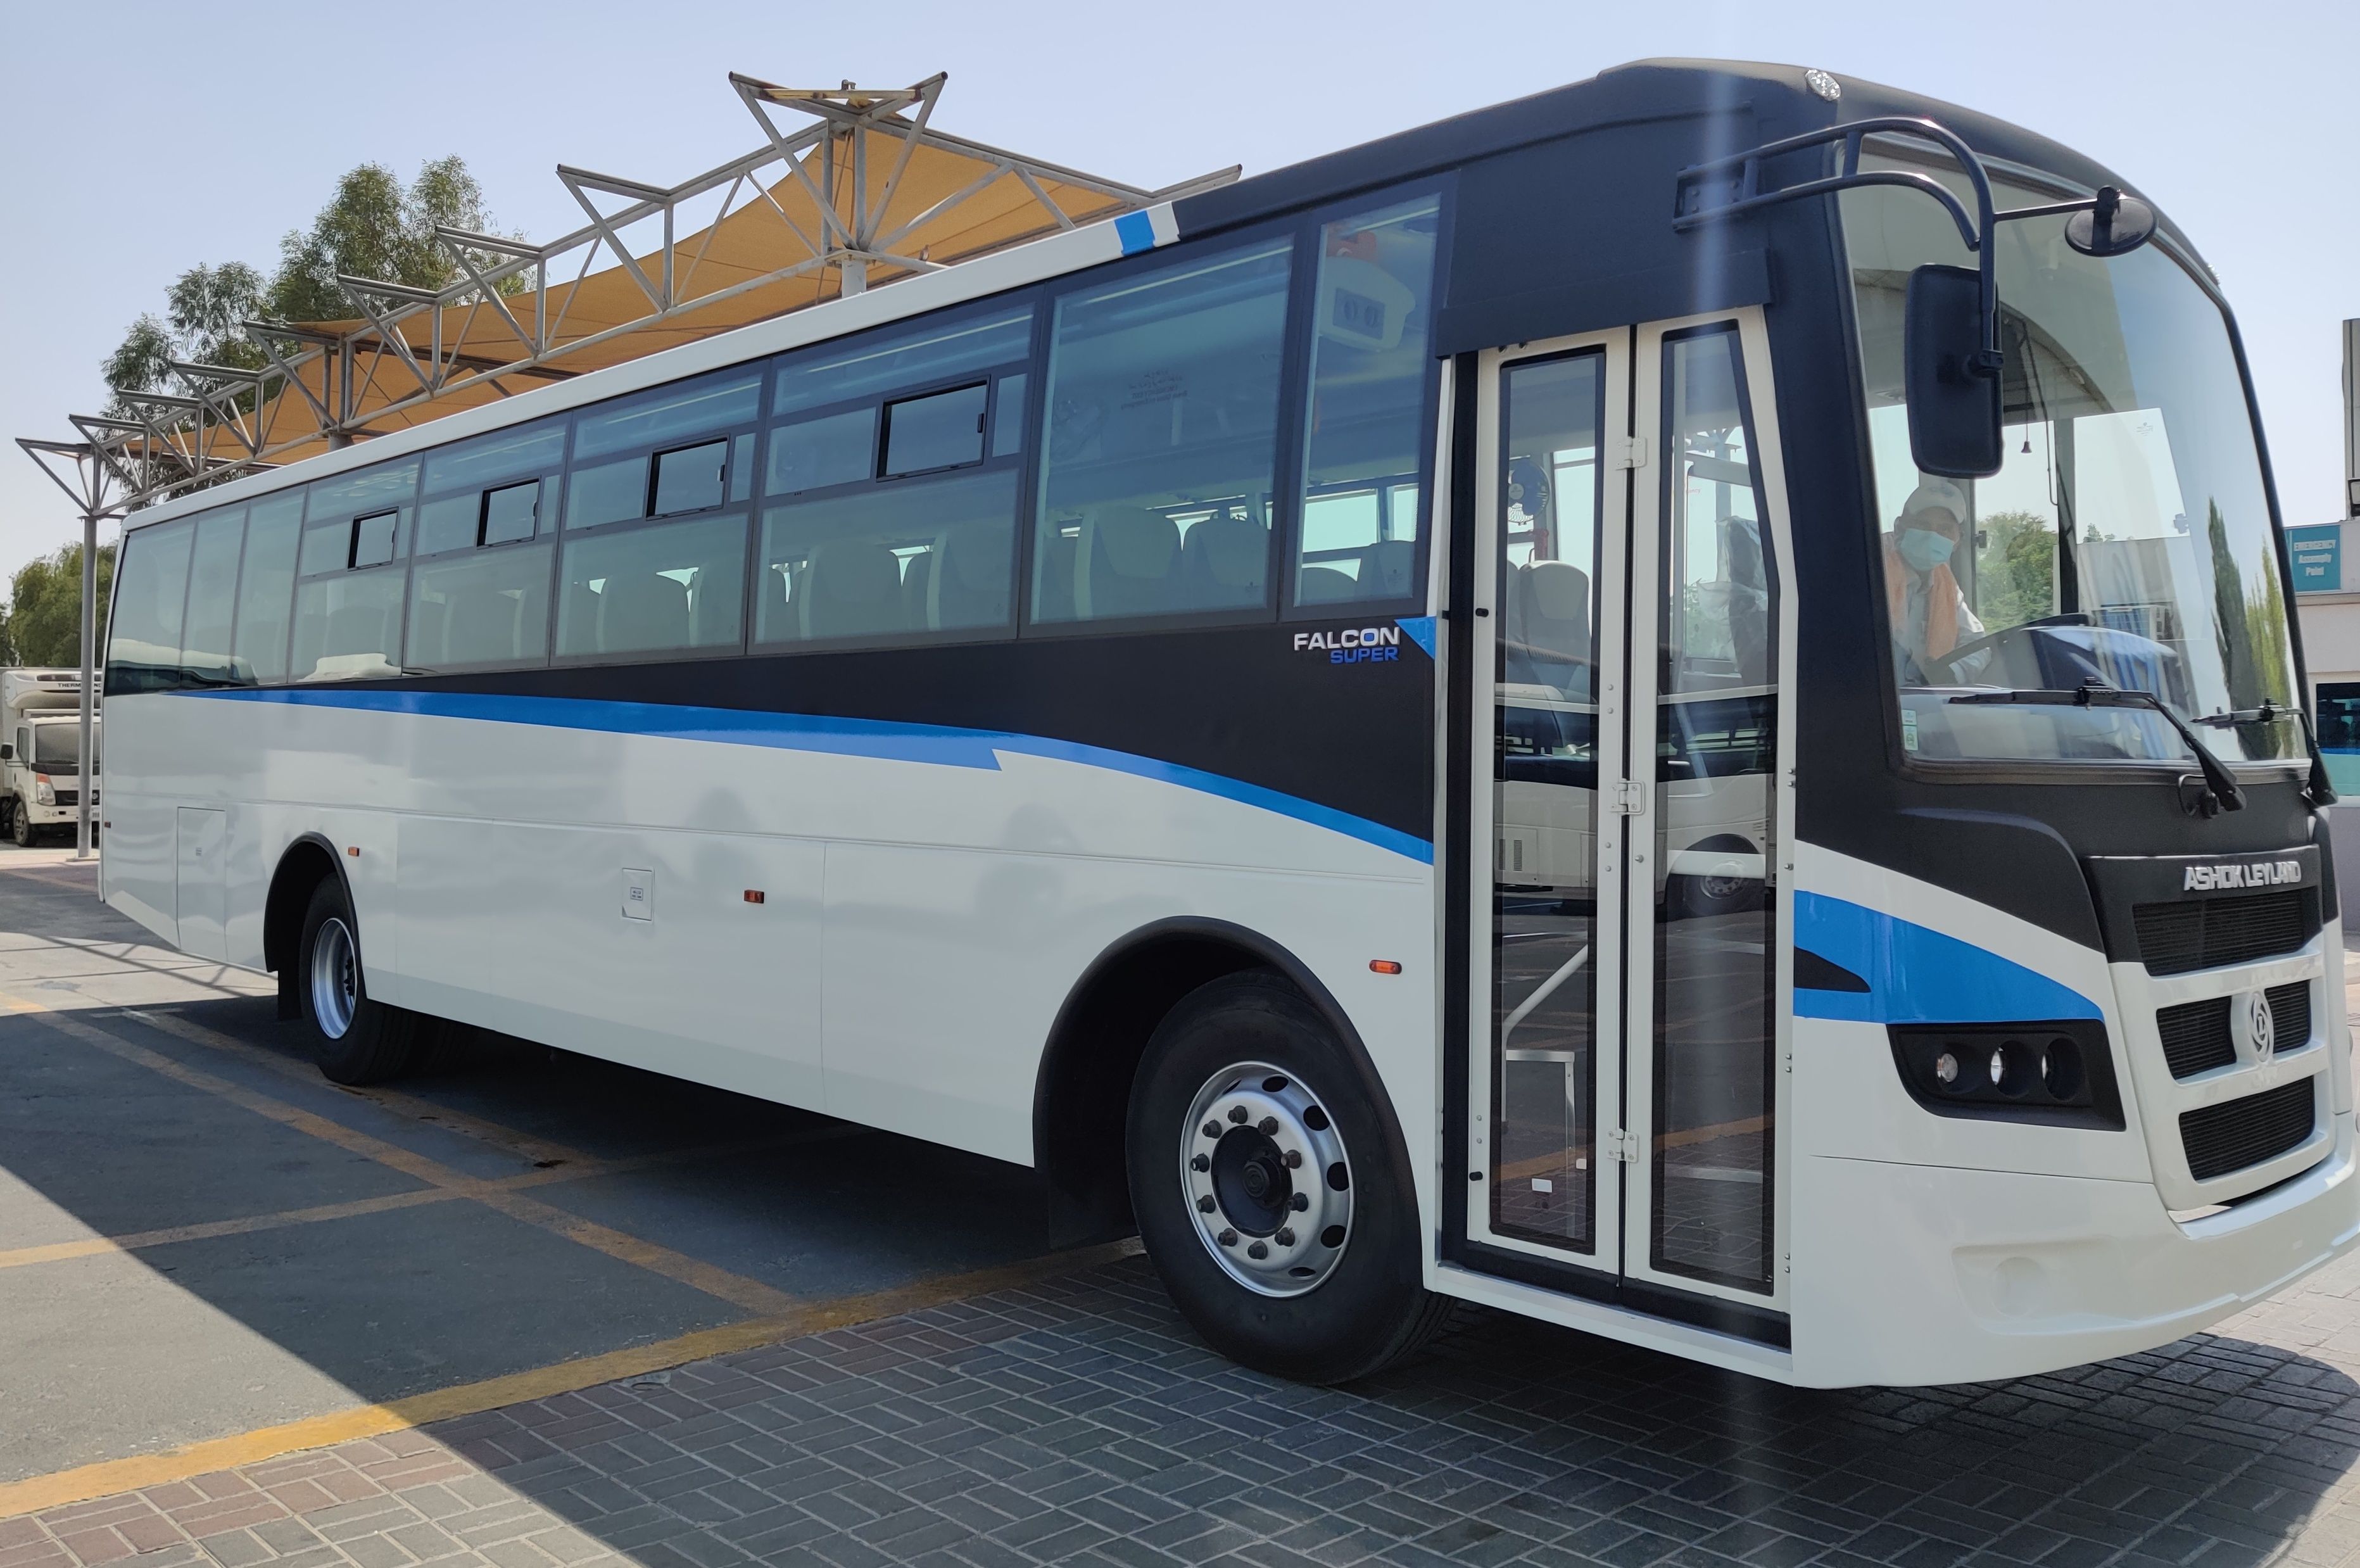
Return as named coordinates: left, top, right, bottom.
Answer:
left=1672, top=115, right=2000, bottom=364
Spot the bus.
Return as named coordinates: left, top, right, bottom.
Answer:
left=94, top=59, right=2358, bottom=1389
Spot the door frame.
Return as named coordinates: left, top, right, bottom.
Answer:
left=1436, top=306, right=1801, bottom=1343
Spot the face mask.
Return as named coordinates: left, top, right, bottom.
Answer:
left=1897, top=527, right=1955, bottom=574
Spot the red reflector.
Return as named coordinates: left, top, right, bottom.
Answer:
left=744, top=890, right=766, bottom=904
left=1370, top=959, right=1403, bottom=975
left=346, top=846, right=360, bottom=857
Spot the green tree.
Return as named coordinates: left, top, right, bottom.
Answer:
left=0, top=543, right=115, bottom=670
left=101, top=156, right=520, bottom=408
left=1971, top=509, right=2057, bottom=631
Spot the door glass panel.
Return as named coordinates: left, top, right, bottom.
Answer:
left=1491, top=350, right=1606, bottom=1252
left=1651, top=327, right=1777, bottom=1294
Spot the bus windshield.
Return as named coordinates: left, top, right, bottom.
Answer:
left=1843, top=161, right=2299, bottom=767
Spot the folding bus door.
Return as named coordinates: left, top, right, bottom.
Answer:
left=1463, top=311, right=1793, bottom=1329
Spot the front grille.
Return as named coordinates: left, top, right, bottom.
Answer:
left=2180, top=1080, right=2316, bottom=1182
left=2267, top=980, right=2312, bottom=1050
left=2156, top=997, right=2235, bottom=1078
left=2133, top=892, right=2307, bottom=975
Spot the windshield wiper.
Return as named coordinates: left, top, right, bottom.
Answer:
left=2192, top=698, right=2338, bottom=806
left=1948, top=682, right=2246, bottom=814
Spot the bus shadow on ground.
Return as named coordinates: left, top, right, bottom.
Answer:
left=407, top=1255, right=2359, bottom=1568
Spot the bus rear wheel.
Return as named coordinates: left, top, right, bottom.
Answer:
left=1126, top=973, right=1450, bottom=1384
left=297, top=878, right=422, bottom=1085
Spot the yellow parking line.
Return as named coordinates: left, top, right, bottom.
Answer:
left=130, top=1007, right=592, bottom=1170
left=0, top=993, right=800, bottom=1313
left=0, top=1236, right=1141, bottom=1520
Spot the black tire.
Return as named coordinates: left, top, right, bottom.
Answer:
left=10, top=804, right=32, bottom=849
left=1126, top=972, right=1452, bottom=1384
left=296, top=877, right=422, bottom=1085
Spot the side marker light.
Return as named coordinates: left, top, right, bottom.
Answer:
left=744, top=890, right=766, bottom=904
left=1370, top=959, right=1403, bottom=975
left=346, top=846, right=360, bottom=857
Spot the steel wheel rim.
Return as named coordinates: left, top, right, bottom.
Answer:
left=1180, top=1060, right=1353, bottom=1298
left=310, top=917, right=358, bottom=1040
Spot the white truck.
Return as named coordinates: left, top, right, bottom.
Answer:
left=0, top=669, right=100, bottom=848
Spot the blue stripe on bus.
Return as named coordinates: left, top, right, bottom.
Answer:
left=1113, top=211, right=1157, bottom=255
left=1791, top=892, right=2102, bottom=1024
left=176, top=686, right=1436, bottom=864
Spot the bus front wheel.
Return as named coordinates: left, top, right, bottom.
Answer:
left=297, top=878, right=422, bottom=1085
left=1126, top=972, right=1451, bottom=1384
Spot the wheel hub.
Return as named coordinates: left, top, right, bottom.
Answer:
left=310, top=916, right=358, bottom=1040
left=1181, top=1063, right=1352, bottom=1297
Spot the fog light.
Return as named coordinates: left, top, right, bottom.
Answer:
left=1934, top=1051, right=1959, bottom=1087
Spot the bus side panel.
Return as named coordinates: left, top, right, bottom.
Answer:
left=104, top=790, right=179, bottom=947
left=484, top=819, right=827, bottom=1113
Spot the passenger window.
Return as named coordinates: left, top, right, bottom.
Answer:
left=567, top=369, right=760, bottom=528
left=291, top=571, right=406, bottom=683
left=767, top=408, right=874, bottom=495
left=1293, top=195, right=1441, bottom=607
left=407, top=543, right=553, bottom=671
left=350, top=510, right=399, bottom=569
left=231, top=493, right=303, bottom=686
left=991, top=375, right=1027, bottom=457
left=481, top=481, right=540, bottom=547
left=882, top=384, right=986, bottom=477
left=180, top=508, right=248, bottom=686
left=104, top=519, right=195, bottom=694
left=651, top=440, right=728, bottom=516
left=555, top=514, right=747, bottom=659
left=418, top=420, right=564, bottom=555
left=773, top=309, right=1033, bottom=419
left=1662, top=329, right=1774, bottom=693
left=759, top=470, right=1018, bottom=645
left=1032, top=240, right=1292, bottom=624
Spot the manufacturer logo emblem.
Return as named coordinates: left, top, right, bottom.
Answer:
left=2235, top=989, right=2276, bottom=1066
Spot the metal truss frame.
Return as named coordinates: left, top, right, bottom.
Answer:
left=28, top=73, right=1235, bottom=510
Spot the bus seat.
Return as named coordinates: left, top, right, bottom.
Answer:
left=798, top=539, right=904, bottom=640
left=1363, top=540, right=1417, bottom=598
left=933, top=527, right=1011, bottom=629
left=602, top=572, right=690, bottom=652
left=1077, top=507, right=1179, bottom=618
left=899, top=549, right=934, bottom=629
left=1180, top=514, right=1266, bottom=607
left=444, top=586, right=519, bottom=666
left=324, top=604, right=388, bottom=659
left=1297, top=565, right=1358, bottom=604
left=406, top=599, right=446, bottom=667
left=1519, top=559, right=1593, bottom=693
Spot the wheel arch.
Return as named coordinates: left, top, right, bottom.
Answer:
left=263, top=833, right=352, bottom=1020
left=1029, top=916, right=1392, bottom=1246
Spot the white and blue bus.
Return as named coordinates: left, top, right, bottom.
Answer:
left=96, top=60, right=2357, bottom=1388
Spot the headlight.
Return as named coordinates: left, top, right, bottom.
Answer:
left=34, top=776, right=54, bottom=806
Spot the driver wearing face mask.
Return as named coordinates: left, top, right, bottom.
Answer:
left=1883, top=479, right=1986, bottom=683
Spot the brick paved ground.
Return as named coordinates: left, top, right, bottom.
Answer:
left=11, top=1246, right=2360, bottom=1568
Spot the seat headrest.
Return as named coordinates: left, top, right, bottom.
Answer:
left=1185, top=514, right=1268, bottom=589
left=1088, top=507, right=1180, bottom=580
left=1525, top=559, right=1590, bottom=623
left=1364, top=540, right=1415, bottom=597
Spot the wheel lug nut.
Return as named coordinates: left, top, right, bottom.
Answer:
left=1283, top=1150, right=1302, bottom=1168
left=1247, top=1241, right=1268, bottom=1260
left=1276, top=1229, right=1294, bottom=1247
left=1258, top=1117, right=1278, bottom=1136
left=1202, top=1121, right=1220, bottom=1139
left=1217, top=1229, right=1237, bottom=1247
left=1290, top=1192, right=1309, bottom=1211
left=1198, top=1194, right=1216, bottom=1213
left=1191, top=1154, right=1211, bottom=1172
left=1228, top=1106, right=1248, bottom=1123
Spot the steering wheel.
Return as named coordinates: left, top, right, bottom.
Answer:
left=1917, top=612, right=2089, bottom=684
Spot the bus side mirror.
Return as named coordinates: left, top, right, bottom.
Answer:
left=1904, top=263, right=2003, bottom=479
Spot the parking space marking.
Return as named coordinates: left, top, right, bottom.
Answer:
left=1, top=991, right=803, bottom=1313
left=0, top=1127, right=864, bottom=1275
left=0, top=1235, right=1140, bottom=1519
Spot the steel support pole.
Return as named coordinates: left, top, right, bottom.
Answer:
left=77, top=510, right=94, bottom=861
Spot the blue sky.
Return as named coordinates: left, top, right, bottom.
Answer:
left=3, top=0, right=2354, bottom=576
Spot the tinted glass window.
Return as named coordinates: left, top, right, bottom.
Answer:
left=652, top=440, right=728, bottom=515
left=418, top=420, right=564, bottom=555
left=407, top=543, right=553, bottom=671
left=232, top=492, right=303, bottom=685
left=1293, top=195, right=1440, bottom=607
left=565, top=456, right=647, bottom=529
left=991, top=374, right=1028, bottom=457
left=180, top=508, right=246, bottom=686
left=574, top=370, right=762, bottom=460
left=772, top=310, right=1032, bottom=419
left=351, top=510, right=399, bottom=569
left=302, top=460, right=415, bottom=575
left=481, top=481, right=541, bottom=547
left=291, top=568, right=404, bottom=682
left=883, top=384, right=987, bottom=477
left=106, top=519, right=194, bottom=693
left=759, top=469, right=1018, bottom=645
left=1032, top=240, right=1292, bottom=624
left=555, top=514, right=747, bottom=659
left=767, top=408, right=874, bottom=495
